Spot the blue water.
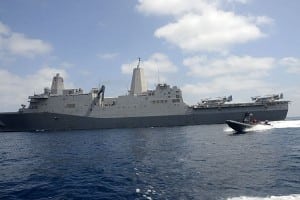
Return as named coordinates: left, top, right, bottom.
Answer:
left=1, top=120, right=300, bottom=200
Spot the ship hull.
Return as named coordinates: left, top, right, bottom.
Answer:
left=0, top=102, right=288, bottom=132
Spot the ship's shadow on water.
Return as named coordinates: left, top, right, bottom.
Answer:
left=0, top=121, right=300, bottom=199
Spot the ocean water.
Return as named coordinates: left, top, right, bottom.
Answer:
left=0, top=120, right=300, bottom=200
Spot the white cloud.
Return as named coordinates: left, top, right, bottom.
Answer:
left=121, top=53, right=177, bottom=84
left=137, top=0, right=253, bottom=17
left=254, top=16, right=274, bottom=25
left=0, top=67, right=72, bottom=111
left=155, top=11, right=265, bottom=52
left=184, top=55, right=275, bottom=77
left=183, top=75, right=270, bottom=94
left=137, top=0, right=270, bottom=53
left=136, top=0, right=215, bottom=16
left=0, top=22, right=10, bottom=35
left=279, top=57, right=300, bottom=74
left=0, top=21, right=52, bottom=58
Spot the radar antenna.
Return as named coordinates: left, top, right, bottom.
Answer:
left=157, top=67, right=160, bottom=84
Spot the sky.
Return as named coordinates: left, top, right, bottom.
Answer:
left=0, top=0, right=299, bottom=116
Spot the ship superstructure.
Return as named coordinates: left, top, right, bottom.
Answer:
left=24, top=59, right=188, bottom=119
left=0, top=60, right=289, bottom=132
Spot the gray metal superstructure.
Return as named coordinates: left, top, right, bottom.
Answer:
left=0, top=61, right=289, bottom=132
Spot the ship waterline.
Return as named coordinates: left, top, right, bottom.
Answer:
left=0, top=60, right=289, bottom=132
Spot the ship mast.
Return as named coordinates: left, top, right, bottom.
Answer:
left=137, top=57, right=141, bottom=69
left=129, top=58, right=147, bottom=95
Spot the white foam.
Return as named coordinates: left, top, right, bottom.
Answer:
left=142, top=194, right=152, bottom=200
left=223, top=124, right=272, bottom=134
left=246, top=124, right=273, bottom=132
left=228, top=194, right=300, bottom=200
left=271, top=120, right=300, bottom=129
left=224, top=127, right=234, bottom=132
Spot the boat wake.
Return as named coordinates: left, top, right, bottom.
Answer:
left=227, top=194, right=300, bottom=200
left=270, top=119, right=300, bottom=129
left=224, top=120, right=300, bottom=133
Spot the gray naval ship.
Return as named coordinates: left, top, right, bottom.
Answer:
left=0, top=60, right=289, bottom=132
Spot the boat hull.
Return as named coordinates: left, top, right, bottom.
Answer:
left=0, top=102, right=288, bottom=132
left=225, top=120, right=253, bottom=132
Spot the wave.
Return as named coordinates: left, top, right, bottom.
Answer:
left=271, top=120, right=300, bottom=129
left=227, top=194, right=300, bottom=200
